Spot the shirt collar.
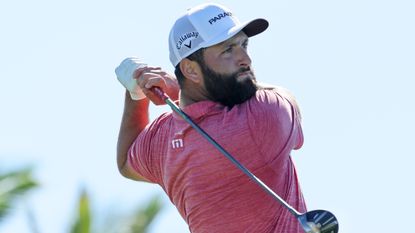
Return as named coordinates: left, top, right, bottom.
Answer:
left=172, top=100, right=224, bottom=121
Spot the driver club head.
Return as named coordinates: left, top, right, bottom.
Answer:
left=298, top=209, right=339, bottom=233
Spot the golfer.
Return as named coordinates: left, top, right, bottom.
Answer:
left=116, top=3, right=307, bottom=233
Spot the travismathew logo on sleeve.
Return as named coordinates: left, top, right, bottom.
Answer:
left=208, top=11, right=232, bottom=24
left=176, top=31, right=199, bottom=50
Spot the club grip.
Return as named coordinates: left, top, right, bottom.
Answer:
left=150, top=87, right=169, bottom=102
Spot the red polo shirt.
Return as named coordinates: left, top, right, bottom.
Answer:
left=128, top=88, right=306, bottom=233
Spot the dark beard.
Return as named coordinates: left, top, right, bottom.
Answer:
left=202, top=65, right=258, bottom=108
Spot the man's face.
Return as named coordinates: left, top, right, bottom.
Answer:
left=200, top=32, right=257, bottom=107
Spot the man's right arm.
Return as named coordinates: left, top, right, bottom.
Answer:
left=115, top=59, right=180, bottom=181
left=116, top=91, right=150, bottom=181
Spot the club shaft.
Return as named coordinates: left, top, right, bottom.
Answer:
left=152, top=87, right=301, bottom=217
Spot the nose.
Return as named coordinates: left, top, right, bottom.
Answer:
left=237, top=47, right=251, bottom=68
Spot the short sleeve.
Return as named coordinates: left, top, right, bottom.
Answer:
left=271, top=86, right=304, bottom=150
left=247, top=88, right=304, bottom=164
left=127, top=113, right=169, bottom=184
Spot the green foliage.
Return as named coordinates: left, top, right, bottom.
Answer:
left=69, top=189, right=163, bottom=233
left=127, top=196, right=163, bottom=233
left=0, top=167, right=38, bottom=222
left=70, top=189, right=91, bottom=233
left=0, top=167, right=164, bottom=233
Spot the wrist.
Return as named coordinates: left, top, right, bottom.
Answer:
left=129, top=88, right=146, bottom=100
left=123, top=91, right=150, bottom=123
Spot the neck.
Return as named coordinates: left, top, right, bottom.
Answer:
left=179, top=85, right=210, bottom=108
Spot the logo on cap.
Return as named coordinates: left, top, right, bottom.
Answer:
left=208, top=11, right=232, bottom=25
left=176, top=31, right=199, bottom=50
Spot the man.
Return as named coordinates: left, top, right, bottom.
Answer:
left=116, top=3, right=306, bottom=233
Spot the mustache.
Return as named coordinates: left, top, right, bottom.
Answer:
left=235, top=67, right=255, bottom=79
left=237, top=67, right=251, bottom=74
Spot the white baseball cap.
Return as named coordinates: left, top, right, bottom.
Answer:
left=169, top=3, right=269, bottom=67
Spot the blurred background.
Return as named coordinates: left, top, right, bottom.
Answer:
left=1, top=0, right=414, bottom=232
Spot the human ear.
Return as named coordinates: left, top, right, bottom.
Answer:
left=180, top=59, right=202, bottom=84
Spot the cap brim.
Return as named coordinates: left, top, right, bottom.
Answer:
left=242, top=18, right=269, bottom=37
left=201, top=18, right=269, bottom=48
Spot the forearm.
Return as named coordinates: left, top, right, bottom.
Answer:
left=117, top=91, right=150, bottom=174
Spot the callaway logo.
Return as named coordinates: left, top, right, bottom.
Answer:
left=176, top=31, right=199, bottom=50
left=208, top=11, right=232, bottom=25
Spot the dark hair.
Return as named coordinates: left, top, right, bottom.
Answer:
left=174, top=48, right=205, bottom=88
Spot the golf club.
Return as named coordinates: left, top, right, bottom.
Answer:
left=151, top=87, right=339, bottom=233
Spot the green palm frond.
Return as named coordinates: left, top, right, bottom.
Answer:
left=127, top=196, right=163, bottom=233
left=69, top=188, right=163, bottom=233
left=0, top=167, right=38, bottom=221
left=70, top=189, right=91, bottom=233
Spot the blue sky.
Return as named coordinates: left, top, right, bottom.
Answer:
left=1, top=0, right=414, bottom=232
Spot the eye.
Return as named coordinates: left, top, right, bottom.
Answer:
left=242, top=40, right=248, bottom=50
left=222, top=46, right=233, bottom=54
